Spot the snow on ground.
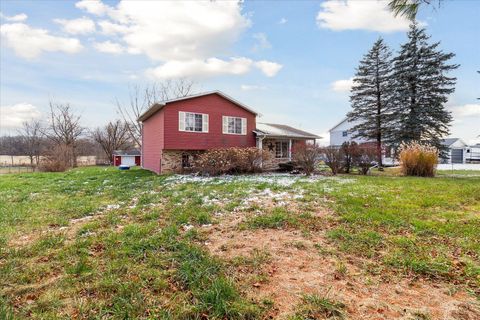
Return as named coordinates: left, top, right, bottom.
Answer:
left=164, top=173, right=355, bottom=187
left=437, top=163, right=480, bottom=171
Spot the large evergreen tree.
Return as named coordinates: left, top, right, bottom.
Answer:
left=390, top=23, right=458, bottom=152
left=347, top=38, right=393, bottom=167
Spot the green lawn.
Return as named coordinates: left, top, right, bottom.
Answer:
left=0, top=167, right=479, bottom=319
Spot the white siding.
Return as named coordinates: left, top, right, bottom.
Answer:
left=329, top=119, right=366, bottom=146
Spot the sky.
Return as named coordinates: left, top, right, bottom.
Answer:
left=1, top=0, right=479, bottom=145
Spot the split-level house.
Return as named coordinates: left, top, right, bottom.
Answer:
left=138, top=91, right=319, bottom=174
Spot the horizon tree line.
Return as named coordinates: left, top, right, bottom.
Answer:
left=0, top=79, right=196, bottom=170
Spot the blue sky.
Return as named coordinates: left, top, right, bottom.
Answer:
left=1, top=0, right=479, bottom=144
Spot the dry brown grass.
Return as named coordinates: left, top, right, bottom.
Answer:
left=399, top=141, right=438, bottom=177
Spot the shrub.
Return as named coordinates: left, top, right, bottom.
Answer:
left=278, top=161, right=297, bottom=172
left=340, top=142, right=360, bottom=173
left=322, top=146, right=343, bottom=175
left=292, top=143, right=322, bottom=175
left=39, top=144, right=70, bottom=172
left=357, top=145, right=377, bottom=175
left=194, top=147, right=268, bottom=176
left=399, top=141, right=438, bottom=177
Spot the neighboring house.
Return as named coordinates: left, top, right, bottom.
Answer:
left=113, top=150, right=141, bottom=166
left=138, top=91, right=319, bottom=174
left=328, top=117, right=395, bottom=165
left=329, top=118, right=367, bottom=147
left=440, top=138, right=468, bottom=164
left=330, top=117, right=472, bottom=164
left=466, top=144, right=480, bottom=163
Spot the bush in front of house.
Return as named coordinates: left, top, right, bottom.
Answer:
left=322, top=146, right=344, bottom=175
left=399, top=141, right=438, bottom=177
left=322, top=144, right=377, bottom=175
left=340, top=141, right=360, bottom=173
left=292, top=144, right=322, bottom=176
left=194, top=147, right=268, bottom=176
left=357, top=145, right=377, bottom=175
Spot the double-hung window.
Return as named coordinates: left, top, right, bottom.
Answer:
left=275, top=141, right=289, bottom=158
left=222, top=116, right=247, bottom=135
left=179, top=111, right=209, bottom=133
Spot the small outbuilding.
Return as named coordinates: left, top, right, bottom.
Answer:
left=113, top=150, right=141, bottom=167
left=440, top=138, right=468, bottom=164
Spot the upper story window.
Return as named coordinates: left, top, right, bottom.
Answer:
left=275, top=141, right=289, bottom=158
left=342, top=131, right=348, bottom=137
left=222, top=116, right=247, bottom=135
left=179, top=111, right=209, bottom=133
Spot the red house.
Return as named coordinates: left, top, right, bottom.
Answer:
left=138, top=91, right=319, bottom=174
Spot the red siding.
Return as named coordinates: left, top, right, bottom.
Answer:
left=141, top=93, right=257, bottom=174
left=142, top=109, right=164, bottom=174
left=163, top=94, right=256, bottom=150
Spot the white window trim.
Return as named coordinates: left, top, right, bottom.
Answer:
left=222, top=116, right=247, bottom=135
left=179, top=111, right=209, bottom=133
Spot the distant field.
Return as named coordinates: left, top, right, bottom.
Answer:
left=1, top=167, right=479, bottom=319
left=0, top=166, right=34, bottom=175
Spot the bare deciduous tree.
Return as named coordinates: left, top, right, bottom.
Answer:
left=46, top=102, right=85, bottom=168
left=91, top=120, right=133, bottom=164
left=18, top=120, right=44, bottom=168
left=116, top=78, right=195, bottom=147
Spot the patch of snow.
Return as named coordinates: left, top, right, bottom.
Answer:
left=105, top=204, right=121, bottom=210
left=437, top=164, right=480, bottom=171
left=182, top=224, right=194, bottom=231
left=164, top=173, right=354, bottom=187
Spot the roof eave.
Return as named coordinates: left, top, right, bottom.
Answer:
left=137, top=103, right=165, bottom=122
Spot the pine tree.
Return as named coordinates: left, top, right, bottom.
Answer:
left=347, top=38, right=393, bottom=167
left=390, top=23, right=458, bottom=153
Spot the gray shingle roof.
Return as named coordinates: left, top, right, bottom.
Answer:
left=254, top=123, right=320, bottom=139
left=441, top=138, right=460, bottom=147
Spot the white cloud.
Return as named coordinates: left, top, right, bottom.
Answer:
left=450, top=104, right=480, bottom=118
left=241, top=84, right=266, bottom=91
left=252, top=33, right=271, bottom=51
left=316, top=0, right=414, bottom=32
left=278, top=17, right=287, bottom=25
left=94, top=40, right=125, bottom=54
left=0, top=23, right=83, bottom=59
left=331, top=78, right=354, bottom=92
left=54, top=16, right=95, bottom=34
left=75, top=0, right=110, bottom=16
left=0, top=12, right=28, bottom=22
left=98, top=20, right=129, bottom=35
left=254, top=60, right=283, bottom=77
left=75, top=1, right=282, bottom=78
left=0, top=103, right=42, bottom=129
left=77, top=1, right=251, bottom=61
left=146, top=57, right=254, bottom=79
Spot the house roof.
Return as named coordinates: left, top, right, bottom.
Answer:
left=254, top=123, right=320, bottom=139
left=441, top=138, right=467, bottom=148
left=329, top=117, right=348, bottom=132
left=137, top=91, right=258, bottom=122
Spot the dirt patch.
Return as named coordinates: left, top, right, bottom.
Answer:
left=204, top=213, right=480, bottom=319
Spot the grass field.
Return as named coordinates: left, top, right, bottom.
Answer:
left=1, top=167, right=479, bottom=319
